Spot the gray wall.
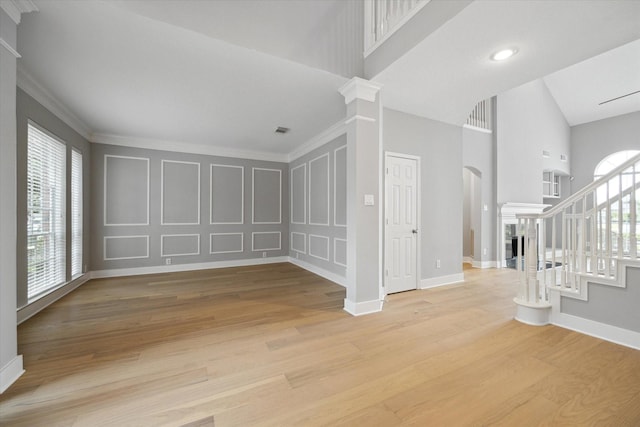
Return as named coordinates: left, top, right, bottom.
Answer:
left=16, top=88, right=92, bottom=309
left=463, top=126, right=496, bottom=264
left=384, top=108, right=463, bottom=279
left=569, top=111, right=640, bottom=193
left=289, top=134, right=347, bottom=278
left=497, top=79, right=570, bottom=204
left=561, top=266, right=640, bottom=333
left=91, top=143, right=288, bottom=271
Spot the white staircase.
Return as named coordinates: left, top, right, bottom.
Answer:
left=514, top=153, right=640, bottom=348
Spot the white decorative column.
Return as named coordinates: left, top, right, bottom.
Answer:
left=339, top=77, right=383, bottom=316
left=0, top=0, right=37, bottom=394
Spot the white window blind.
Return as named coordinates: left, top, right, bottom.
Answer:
left=27, top=123, right=66, bottom=300
left=71, top=149, right=83, bottom=277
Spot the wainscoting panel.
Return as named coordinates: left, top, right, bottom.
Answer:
left=162, top=160, right=200, bottom=225
left=252, top=232, right=282, bottom=251
left=291, top=232, right=306, bottom=254
left=104, top=235, right=149, bottom=260
left=104, top=155, right=149, bottom=226
left=210, top=233, right=244, bottom=254
left=309, top=153, right=330, bottom=226
left=309, top=234, right=330, bottom=261
left=160, top=234, right=200, bottom=257
left=291, top=163, right=306, bottom=224
left=334, top=145, right=347, bottom=227
left=210, top=164, right=244, bottom=224
left=253, top=168, right=282, bottom=224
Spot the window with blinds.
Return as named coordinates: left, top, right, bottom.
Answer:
left=27, top=123, right=67, bottom=300
left=71, top=149, right=83, bottom=277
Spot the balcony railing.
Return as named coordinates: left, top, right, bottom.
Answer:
left=364, top=0, right=430, bottom=56
left=464, top=99, right=492, bottom=132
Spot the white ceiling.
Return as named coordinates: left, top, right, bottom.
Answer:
left=15, top=0, right=640, bottom=160
left=543, top=38, right=640, bottom=126
left=374, top=0, right=640, bottom=126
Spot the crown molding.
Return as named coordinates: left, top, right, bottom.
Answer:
left=17, top=65, right=92, bottom=140
left=92, top=133, right=289, bottom=163
left=338, top=77, right=383, bottom=104
left=0, top=0, right=37, bottom=24
left=287, top=119, right=346, bottom=162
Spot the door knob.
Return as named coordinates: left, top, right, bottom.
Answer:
left=412, top=229, right=418, bottom=234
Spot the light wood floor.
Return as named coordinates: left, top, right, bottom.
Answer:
left=2, top=263, right=639, bottom=426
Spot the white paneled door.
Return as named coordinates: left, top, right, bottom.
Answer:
left=385, top=154, right=419, bottom=294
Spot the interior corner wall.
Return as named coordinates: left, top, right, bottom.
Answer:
left=288, top=134, right=347, bottom=281
left=383, top=108, right=463, bottom=279
left=16, top=88, right=92, bottom=310
left=90, top=143, right=288, bottom=273
left=569, top=111, right=640, bottom=193
left=496, top=79, right=570, bottom=205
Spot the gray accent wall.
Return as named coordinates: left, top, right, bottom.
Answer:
left=289, top=134, right=348, bottom=278
left=91, top=143, right=288, bottom=271
left=383, top=108, right=463, bottom=280
left=16, top=88, right=92, bottom=309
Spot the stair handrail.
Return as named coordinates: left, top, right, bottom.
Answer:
left=518, top=152, right=640, bottom=220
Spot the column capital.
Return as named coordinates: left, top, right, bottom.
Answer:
left=338, top=77, right=382, bottom=105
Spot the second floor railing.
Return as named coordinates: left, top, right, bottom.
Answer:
left=364, top=0, right=430, bottom=56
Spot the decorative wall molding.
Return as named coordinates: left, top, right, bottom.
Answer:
left=333, top=238, right=347, bottom=267
left=252, top=168, right=282, bottom=224
left=290, top=232, right=306, bottom=254
left=160, top=234, right=200, bottom=257
left=0, top=355, right=24, bottom=394
left=290, top=163, right=307, bottom=224
left=92, top=133, right=288, bottom=163
left=161, top=160, right=201, bottom=225
left=419, top=273, right=465, bottom=289
left=210, top=164, right=244, bottom=224
left=288, top=257, right=346, bottom=287
left=308, top=153, right=330, bottom=226
left=0, top=0, right=37, bottom=24
left=209, top=233, right=244, bottom=254
left=0, top=37, right=20, bottom=58
left=338, top=77, right=383, bottom=104
left=104, top=155, right=150, bottom=226
left=17, top=66, right=92, bottom=139
left=344, top=114, right=376, bottom=125
left=287, top=119, right=346, bottom=162
left=91, top=256, right=290, bottom=279
left=308, top=234, right=330, bottom=261
left=333, top=145, right=347, bottom=227
left=103, top=235, right=150, bottom=261
left=251, top=231, right=282, bottom=251
left=343, top=298, right=383, bottom=316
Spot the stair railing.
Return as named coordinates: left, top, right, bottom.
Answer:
left=515, top=152, right=640, bottom=309
left=364, top=0, right=430, bottom=56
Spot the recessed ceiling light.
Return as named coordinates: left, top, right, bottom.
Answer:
left=491, top=48, right=518, bottom=61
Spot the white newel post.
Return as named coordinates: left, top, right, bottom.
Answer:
left=339, top=77, right=384, bottom=316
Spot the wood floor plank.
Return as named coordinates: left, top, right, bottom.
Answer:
left=1, top=263, right=638, bottom=426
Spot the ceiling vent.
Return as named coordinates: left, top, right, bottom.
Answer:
left=275, top=127, right=290, bottom=134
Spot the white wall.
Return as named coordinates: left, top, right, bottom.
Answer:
left=497, top=79, right=570, bottom=204
left=384, top=108, right=463, bottom=280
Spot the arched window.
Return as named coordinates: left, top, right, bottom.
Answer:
left=593, top=150, right=639, bottom=201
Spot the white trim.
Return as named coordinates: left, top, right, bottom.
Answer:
left=290, top=232, right=306, bottom=254
left=17, top=273, right=91, bottom=325
left=210, top=164, right=244, bottom=224
left=91, top=256, right=290, bottom=279
left=103, top=235, right=149, bottom=261
left=251, top=231, right=282, bottom=251
left=343, top=298, right=383, bottom=316
left=472, top=260, right=497, bottom=269
left=288, top=257, right=346, bottom=287
left=462, top=124, right=492, bottom=134
left=338, top=77, right=382, bottom=104
left=209, top=233, right=244, bottom=254
left=252, top=168, right=282, bottom=225
left=17, top=66, right=92, bottom=140
left=287, top=119, right=346, bottom=162
left=290, top=163, right=307, bottom=225
left=363, top=0, right=430, bottom=58
left=104, top=155, right=150, bottom=226
left=92, top=133, right=288, bottom=163
left=160, top=234, right=200, bottom=257
left=514, top=297, right=552, bottom=326
left=333, top=238, right=347, bottom=267
left=463, top=256, right=473, bottom=264
left=333, top=145, right=347, bottom=227
left=0, top=0, right=37, bottom=24
left=552, top=311, right=640, bottom=350
left=0, top=37, right=20, bottom=58
left=308, top=234, right=330, bottom=261
left=419, top=273, right=465, bottom=289
left=308, top=153, right=330, bottom=226
left=344, top=114, right=376, bottom=125
left=161, top=160, right=201, bottom=225
left=0, top=355, right=24, bottom=394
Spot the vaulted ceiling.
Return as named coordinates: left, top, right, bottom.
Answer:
left=16, top=0, right=640, bottom=160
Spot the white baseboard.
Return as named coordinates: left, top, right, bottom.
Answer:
left=420, top=273, right=465, bottom=289
left=91, top=256, right=290, bottom=279
left=472, top=260, right=497, bottom=269
left=343, top=298, right=383, bottom=316
left=0, top=355, right=24, bottom=394
left=288, top=257, right=346, bottom=287
left=17, top=273, right=92, bottom=325
left=463, top=256, right=473, bottom=264
left=552, top=312, right=640, bottom=350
